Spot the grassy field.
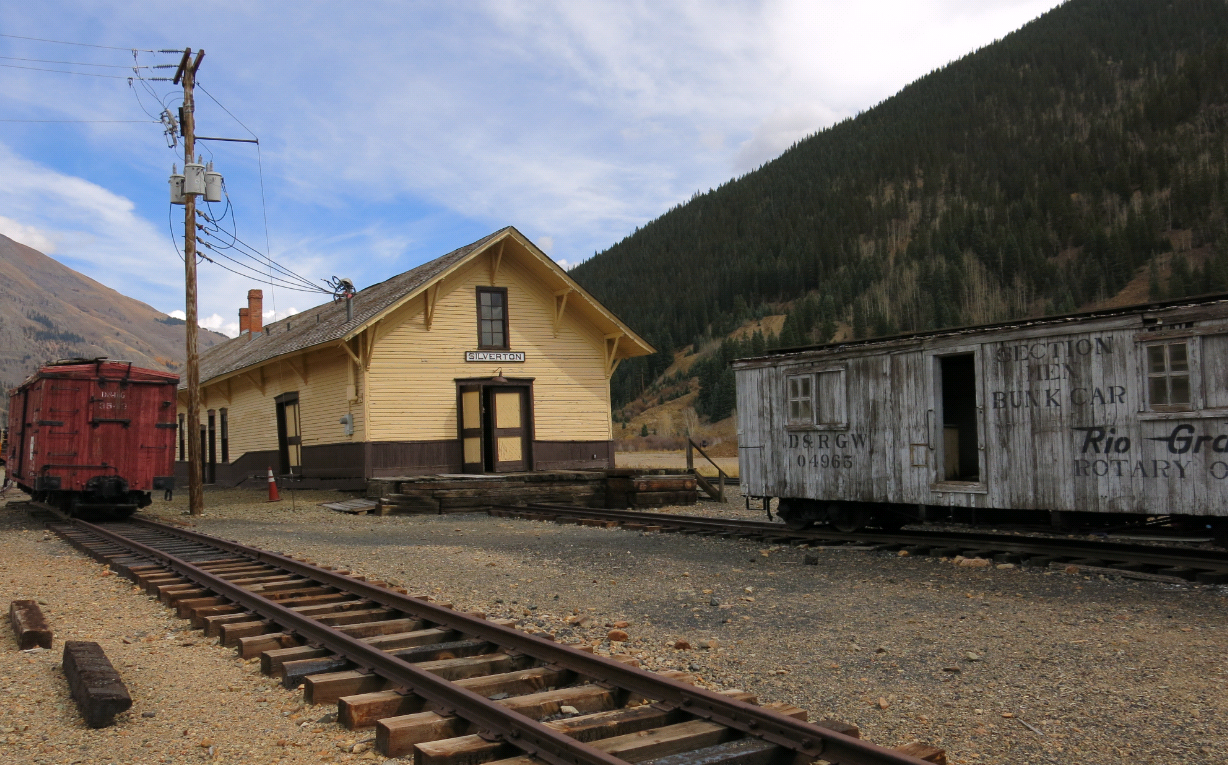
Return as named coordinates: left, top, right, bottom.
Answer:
left=613, top=449, right=738, bottom=477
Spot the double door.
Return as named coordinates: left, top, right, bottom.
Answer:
left=459, top=382, right=531, bottom=473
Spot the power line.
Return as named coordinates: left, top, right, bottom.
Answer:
left=197, top=83, right=285, bottom=314
left=0, top=54, right=160, bottom=68
left=0, top=62, right=169, bottom=79
left=0, top=118, right=157, bottom=122
left=195, top=191, right=329, bottom=294
left=197, top=214, right=329, bottom=294
left=197, top=241, right=331, bottom=294
left=196, top=84, right=257, bottom=140
left=0, top=33, right=174, bottom=53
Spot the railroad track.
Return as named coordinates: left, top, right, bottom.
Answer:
left=47, top=516, right=941, bottom=765
left=490, top=504, right=1228, bottom=584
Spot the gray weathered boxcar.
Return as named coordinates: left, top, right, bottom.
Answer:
left=734, top=296, right=1228, bottom=536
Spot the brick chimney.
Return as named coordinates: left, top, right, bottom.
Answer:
left=238, top=307, right=250, bottom=335
left=248, top=289, right=263, bottom=335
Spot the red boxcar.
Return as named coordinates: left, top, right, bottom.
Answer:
left=5, top=359, right=179, bottom=517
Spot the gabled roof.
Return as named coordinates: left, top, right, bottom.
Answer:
left=194, top=226, right=654, bottom=387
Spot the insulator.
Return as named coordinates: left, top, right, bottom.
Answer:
left=169, top=163, right=185, bottom=205
left=204, top=162, right=222, bottom=203
left=183, top=157, right=205, bottom=196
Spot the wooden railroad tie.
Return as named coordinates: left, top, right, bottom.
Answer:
left=62, top=641, right=132, bottom=728
left=9, top=599, right=53, bottom=650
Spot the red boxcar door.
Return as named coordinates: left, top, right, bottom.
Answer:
left=41, top=378, right=88, bottom=491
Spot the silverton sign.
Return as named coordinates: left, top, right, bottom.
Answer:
left=464, top=351, right=525, bottom=362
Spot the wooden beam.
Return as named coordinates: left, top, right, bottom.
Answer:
left=490, top=239, right=505, bottom=285
left=241, top=368, right=265, bottom=396
left=605, top=332, right=623, bottom=376
left=553, top=288, right=571, bottom=337
left=62, top=641, right=132, bottom=728
left=362, top=328, right=376, bottom=369
left=9, top=600, right=52, bottom=649
left=285, top=355, right=308, bottom=385
left=336, top=339, right=361, bottom=366
left=424, top=283, right=440, bottom=330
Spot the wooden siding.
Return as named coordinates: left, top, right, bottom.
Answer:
left=367, top=254, right=612, bottom=443
left=736, top=305, right=1228, bottom=517
left=181, top=240, right=616, bottom=477
left=181, top=344, right=364, bottom=467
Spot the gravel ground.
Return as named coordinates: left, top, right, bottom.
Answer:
left=2, top=484, right=1226, bottom=765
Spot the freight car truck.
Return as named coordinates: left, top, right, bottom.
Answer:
left=734, top=295, right=1228, bottom=541
left=6, top=359, right=179, bottom=517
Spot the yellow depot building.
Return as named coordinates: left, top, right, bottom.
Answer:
left=175, top=227, right=654, bottom=488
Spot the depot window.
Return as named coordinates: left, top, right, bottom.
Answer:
left=786, top=368, right=847, bottom=428
left=476, top=287, right=509, bottom=349
left=1147, top=341, right=1191, bottom=410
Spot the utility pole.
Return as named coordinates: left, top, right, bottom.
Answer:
left=174, top=48, right=206, bottom=517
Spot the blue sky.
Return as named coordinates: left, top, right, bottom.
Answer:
left=0, top=1, right=1061, bottom=336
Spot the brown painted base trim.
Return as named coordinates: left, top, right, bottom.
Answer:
left=175, top=442, right=365, bottom=487
left=175, top=438, right=615, bottom=486
left=174, top=450, right=277, bottom=488
left=533, top=440, right=613, bottom=471
left=367, top=440, right=462, bottom=478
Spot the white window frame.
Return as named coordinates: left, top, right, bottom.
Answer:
left=1145, top=339, right=1192, bottom=412
left=785, top=373, right=815, bottom=427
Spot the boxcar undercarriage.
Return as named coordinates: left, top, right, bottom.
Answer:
left=771, top=497, right=1228, bottom=544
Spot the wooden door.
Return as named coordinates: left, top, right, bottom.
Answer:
left=488, top=387, right=529, bottom=472
left=276, top=395, right=302, bottom=475
left=460, top=385, right=484, bottom=473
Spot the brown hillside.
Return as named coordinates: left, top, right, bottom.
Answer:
left=0, top=234, right=227, bottom=394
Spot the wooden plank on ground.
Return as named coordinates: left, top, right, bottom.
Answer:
left=339, top=690, right=426, bottom=730
left=411, top=732, right=508, bottom=764
left=62, top=641, right=131, bottom=728
left=362, top=626, right=449, bottom=651
left=895, top=743, right=946, bottom=764
left=499, top=684, right=615, bottom=718
left=262, top=645, right=331, bottom=676
left=237, top=632, right=300, bottom=659
left=639, top=737, right=781, bottom=765
left=453, top=666, right=569, bottom=697
left=9, top=599, right=52, bottom=649
left=378, top=712, right=468, bottom=758
left=304, top=670, right=388, bottom=705
left=549, top=705, right=682, bottom=743
left=593, top=719, right=731, bottom=762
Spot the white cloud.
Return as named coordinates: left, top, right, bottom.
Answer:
left=199, top=313, right=238, bottom=337
left=168, top=310, right=186, bottom=321
left=733, top=103, right=845, bottom=175
left=555, top=258, right=573, bottom=270
left=0, top=142, right=180, bottom=298
left=537, top=236, right=554, bottom=253
left=0, top=0, right=1065, bottom=302
left=0, top=216, right=59, bottom=254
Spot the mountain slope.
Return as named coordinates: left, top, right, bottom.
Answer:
left=0, top=233, right=227, bottom=393
left=571, top=0, right=1228, bottom=408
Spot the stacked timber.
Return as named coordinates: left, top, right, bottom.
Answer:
left=605, top=470, right=698, bottom=508
left=375, top=471, right=607, bottom=515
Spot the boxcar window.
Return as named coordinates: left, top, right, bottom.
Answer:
left=1147, top=341, right=1191, bottom=409
left=787, top=374, right=814, bottom=425
left=815, top=369, right=847, bottom=426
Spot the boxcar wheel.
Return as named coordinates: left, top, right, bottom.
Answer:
left=827, top=502, right=869, bottom=533
left=777, top=499, right=814, bottom=530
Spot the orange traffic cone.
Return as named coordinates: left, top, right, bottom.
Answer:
left=267, top=467, right=281, bottom=502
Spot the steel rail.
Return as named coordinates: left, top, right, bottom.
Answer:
left=507, top=504, right=1228, bottom=576
left=96, top=517, right=930, bottom=765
